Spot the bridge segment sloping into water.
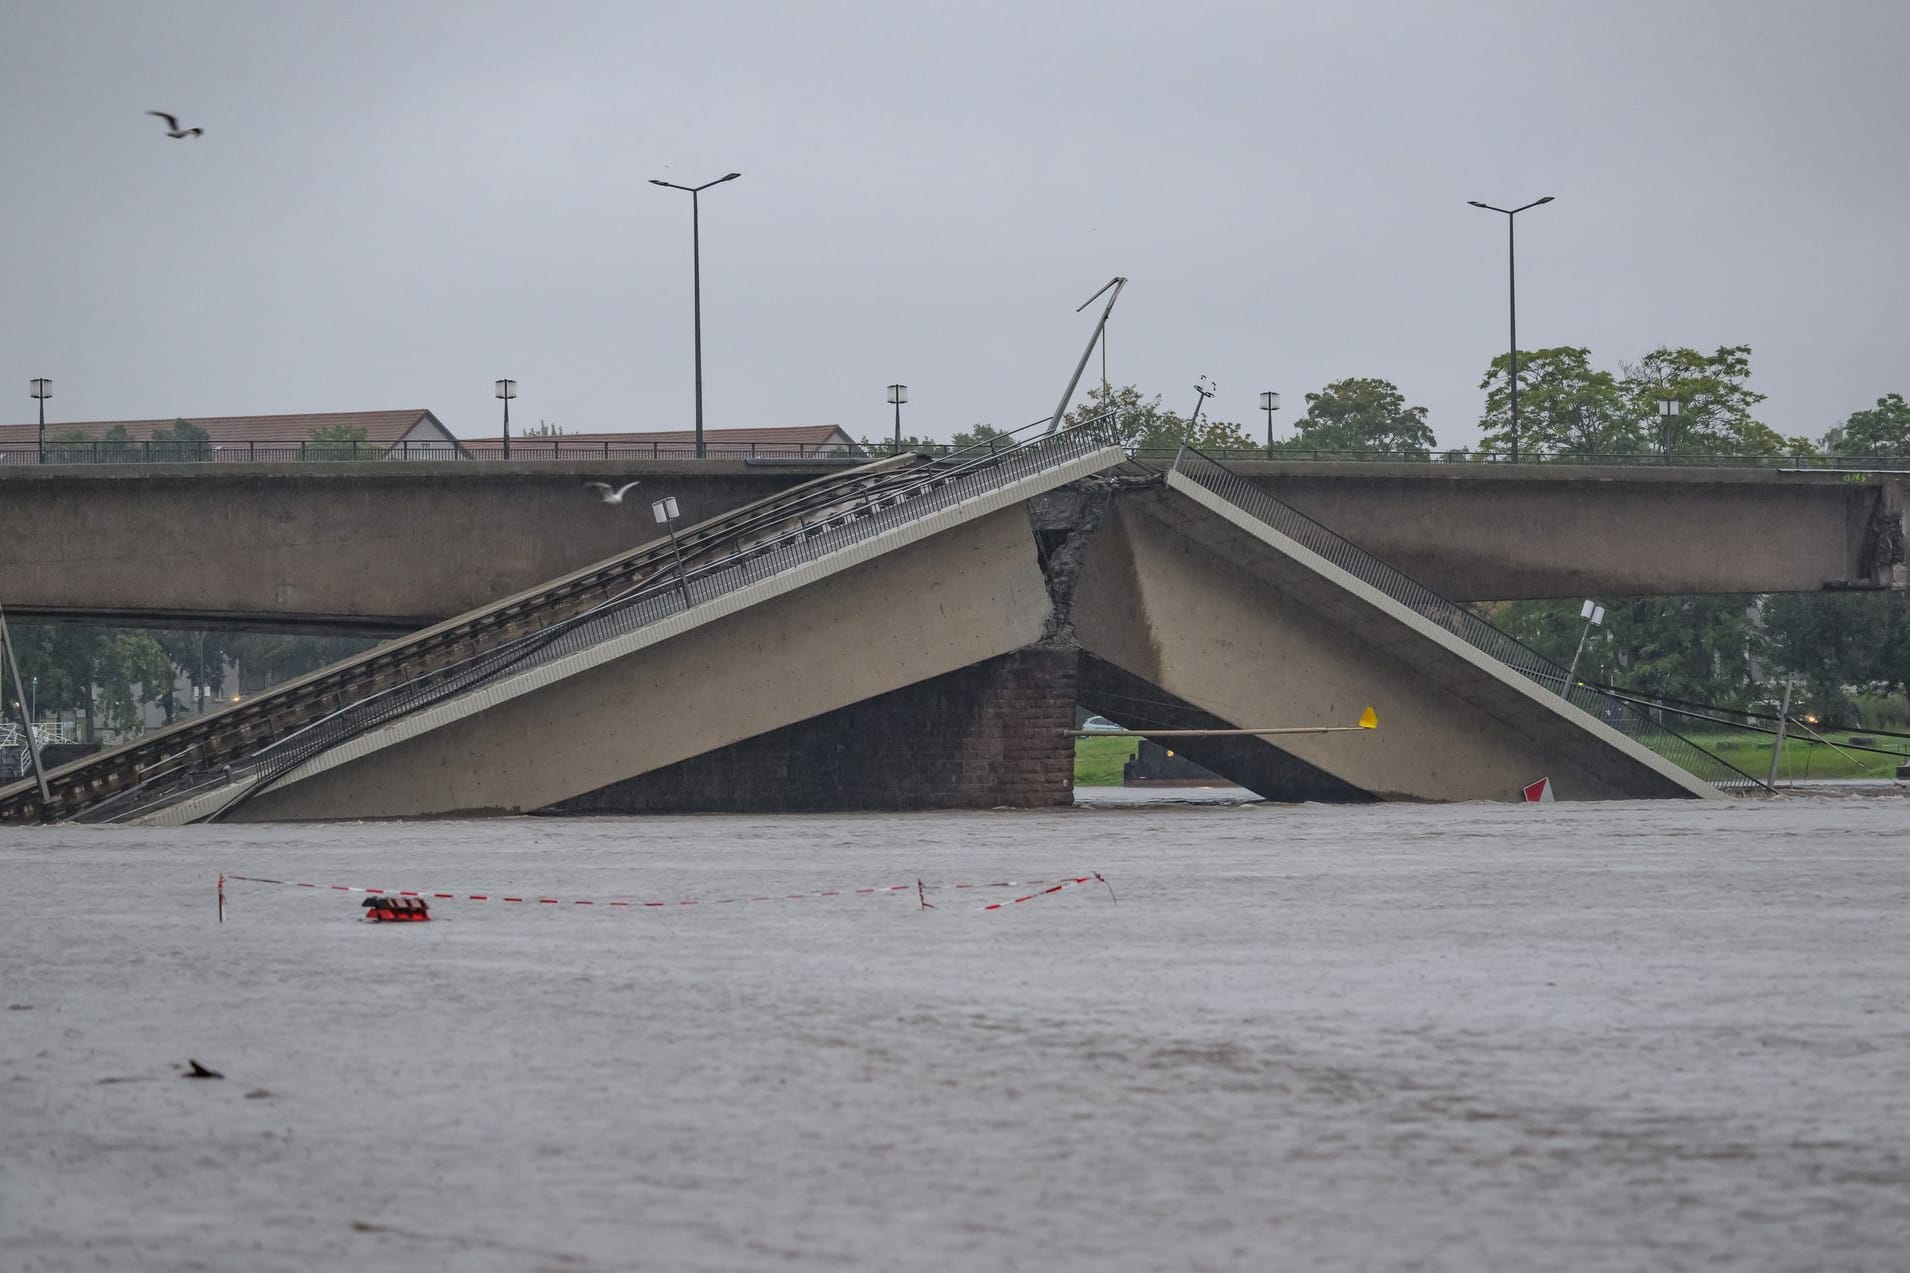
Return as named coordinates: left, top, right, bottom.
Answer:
left=69, top=422, right=1124, bottom=823
left=0, top=422, right=1122, bottom=824
left=1066, top=448, right=1762, bottom=802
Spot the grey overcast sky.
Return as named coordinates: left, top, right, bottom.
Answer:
left=1, top=0, right=1905, bottom=448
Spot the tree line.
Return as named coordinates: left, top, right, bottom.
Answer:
left=5, top=627, right=375, bottom=740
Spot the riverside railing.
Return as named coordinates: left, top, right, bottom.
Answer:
left=74, top=414, right=1124, bottom=823
left=1169, top=445, right=1769, bottom=794
left=5, top=437, right=1904, bottom=471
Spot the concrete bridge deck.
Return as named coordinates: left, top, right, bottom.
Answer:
left=0, top=457, right=1900, bottom=634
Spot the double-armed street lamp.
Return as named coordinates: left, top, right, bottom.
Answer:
left=29, top=379, right=51, bottom=463
left=1189, top=375, right=1216, bottom=429
left=1259, top=391, right=1281, bottom=456
left=1467, top=195, right=1554, bottom=463
left=652, top=495, right=692, bottom=608
left=886, top=384, right=908, bottom=454
left=494, top=378, right=516, bottom=460
left=1659, top=398, right=1682, bottom=463
left=650, top=171, right=743, bottom=459
left=1563, top=599, right=1606, bottom=696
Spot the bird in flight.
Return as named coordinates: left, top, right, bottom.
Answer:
left=585, top=481, right=642, bottom=504
left=147, top=111, right=204, bottom=138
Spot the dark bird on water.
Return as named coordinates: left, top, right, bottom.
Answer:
left=585, top=481, right=641, bottom=505
left=183, top=1059, right=223, bottom=1079
left=147, top=111, right=204, bottom=138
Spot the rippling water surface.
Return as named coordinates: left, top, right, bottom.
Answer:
left=4, top=795, right=1908, bottom=1271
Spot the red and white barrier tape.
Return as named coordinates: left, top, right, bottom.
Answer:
left=219, top=871, right=1112, bottom=915
left=978, top=875, right=1105, bottom=910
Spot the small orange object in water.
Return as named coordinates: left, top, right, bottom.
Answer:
left=361, top=896, right=431, bottom=922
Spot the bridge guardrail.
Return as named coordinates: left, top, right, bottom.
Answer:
left=72, top=413, right=1123, bottom=822
left=1170, top=445, right=1769, bottom=794
left=3, top=438, right=1904, bottom=471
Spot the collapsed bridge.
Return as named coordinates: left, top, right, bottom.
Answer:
left=0, top=419, right=1764, bottom=824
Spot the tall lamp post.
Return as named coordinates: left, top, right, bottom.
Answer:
left=1467, top=195, right=1554, bottom=463
left=650, top=171, right=743, bottom=460
left=652, top=495, right=692, bottom=608
left=1259, top=391, right=1281, bottom=456
left=1659, top=398, right=1681, bottom=464
left=29, top=378, right=51, bottom=463
left=494, top=378, right=516, bottom=460
left=886, top=384, right=908, bottom=454
left=1563, top=599, right=1605, bottom=697
left=1189, top=375, right=1216, bottom=430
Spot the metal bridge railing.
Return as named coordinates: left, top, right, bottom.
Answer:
left=1169, top=445, right=1768, bottom=794
left=77, top=413, right=1122, bottom=822
left=5, top=438, right=1900, bottom=471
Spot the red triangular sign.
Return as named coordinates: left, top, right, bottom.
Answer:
left=1522, top=777, right=1554, bottom=803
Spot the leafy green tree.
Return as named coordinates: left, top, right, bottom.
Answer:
left=1286, top=378, right=1437, bottom=457
left=223, top=633, right=377, bottom=690
left=950, top=423, right=1008, bottom=450
left=8, top=624, right=176, bottom=738
left=521, top=420, right=564, bottom=438
left=1618, top=345, right=1788, bottom=456
left=152, top=630, right=237, bottom=720
left=1490, top=595, right=1765, bottom=710
left=305, top=423, right=376, bottom=460
left=1821, top=393, right=1910, bottom=457
left=1477, top=347, right=1642, bottom=458
left=151, top=418, right=212, bottom=462
left=1762, top=592, right=1894, bottom=724
left=100, top=424, right=138, bottom=462
left=1064, top=383, right=1251, bottom=454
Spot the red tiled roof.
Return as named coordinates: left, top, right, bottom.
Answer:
left=0, top=409, right=448, bottom=449
left=464, top=425, right=855, bottom=447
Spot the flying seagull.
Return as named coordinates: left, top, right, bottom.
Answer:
left=585, top=481, right=641, bottom=504
left=147, top=111, right=204, bottom=139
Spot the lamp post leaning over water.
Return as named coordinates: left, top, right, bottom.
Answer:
left=1466, top=195, right=1553, bottom=463
left=1659, top=398, right=1682, bottom=464
left=1259, top=391, right=1280, bottom=457
left=650, top=172, right=742, bottom=460
left=1563, top=599, right=1605, bottom=698
left=29, top=379, right=50, bottom=463
left=495, top=378, right=516, bottom=460
left=886, top=384, right=908, bottom=454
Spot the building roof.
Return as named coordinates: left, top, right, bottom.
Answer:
left=0, top=409, right=450, bottom=449
left=460, top=424, right=862, bottom=457
left=468, top=425, right=855, bottom=447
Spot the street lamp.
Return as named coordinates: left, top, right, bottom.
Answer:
left=1659, top=398, right=1682, bottom=463
left=494, top=378, right=516, bottom=460
left=651, top=495, right=692, bottom=608
left=1563, top=599, right=1606, bottom=697
left=650, top=171, right=743, bottom=459
left=1259, top=391, right=1281, bottom=456
left=886, top=384, right=908, bottom=454
left=1467, top=196, right=1554, bottom=463
left=1189, top=375, right=1216, bottom=429
left=29, top=379, right=51, bottom=463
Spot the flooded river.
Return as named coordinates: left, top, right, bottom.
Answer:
left=4, top=794, right=1907, bottom=1271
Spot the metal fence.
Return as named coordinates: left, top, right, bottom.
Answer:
left=5, top=437, right=1904, bottom=470
left=72, top=413, right=1123, bottom=823
left=1169, top=445, right=1768, bottom=794
left=0, top=439, right=871, bottom=465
